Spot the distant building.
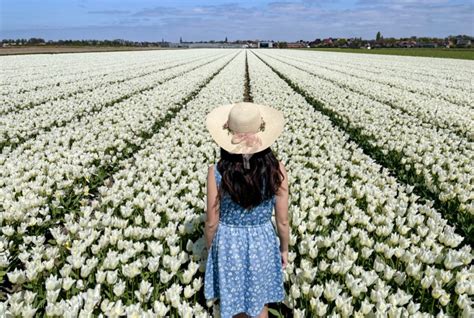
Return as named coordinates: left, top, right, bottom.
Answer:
left=169, top=42, right=245, bottom=48
left=397, top=40, right=417, bottom=48
left=187, top=43, right=245, bottom=48
left=169, top=42, right=188, bottom=48
left=456, top=37, right=472, bottom=47
left=287, top=42, right=306, bottom=48
left=257, top=41, right=274, bottom=48
left=322, top=38, right=335, bottom=46
left=417, top=42, right=438, bottom=48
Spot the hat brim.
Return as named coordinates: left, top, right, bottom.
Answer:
left=206, top=102, right=285, bottom=154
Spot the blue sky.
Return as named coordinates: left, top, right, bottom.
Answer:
left=1, top=0, right=473, bottom=41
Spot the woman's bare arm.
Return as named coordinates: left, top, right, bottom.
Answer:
left=205, top=165, right=220, bottom=250
left=275, top=161, right=289, bottom=253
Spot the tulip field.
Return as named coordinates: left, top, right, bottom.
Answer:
left=0, top=49, right=473, bottom=317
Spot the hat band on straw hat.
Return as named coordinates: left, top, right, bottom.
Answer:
left=230, top=132, right=263, bottom=154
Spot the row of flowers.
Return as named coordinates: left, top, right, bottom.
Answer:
left=1, top=51, right=237, bottom=238
left=2, top=49, right=247, bottom=317
left=264, top=51, right=473, bottom=139
left=246, top=51, right=473, bottom=317
left=255, top=51, right=473, bottom=221
left=0, top=50, right=196, bottom=97
left=0, top=52, right=227, bottom=147
left=276, top=49, right=471, bottom=106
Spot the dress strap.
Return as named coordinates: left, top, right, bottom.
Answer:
left=214, top=164, right=222, bottom=185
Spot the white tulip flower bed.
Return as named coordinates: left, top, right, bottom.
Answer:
left=1, top=49, right=473, bottom=317
left=247, top=51, right=473, bottom=318
left=0, top=52, right=226, bottom=147
left=259, top=50, right=472, bottom=106
left=252, top=50, right=473, bottom=242
left=0, top=50, right=217, bottom=98
left=258, top=51, right=473, bottom=138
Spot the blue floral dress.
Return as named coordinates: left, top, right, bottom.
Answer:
left=204, top=164, right=285, bottom=318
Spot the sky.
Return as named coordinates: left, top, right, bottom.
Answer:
left=1, top=0, right=473, bottom=41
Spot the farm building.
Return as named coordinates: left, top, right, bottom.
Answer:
left=257, top=41, right=274, bottom=48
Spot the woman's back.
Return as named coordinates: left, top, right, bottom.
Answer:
left=215, top=164, right=276, bottom=227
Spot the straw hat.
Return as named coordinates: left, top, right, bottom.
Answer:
left=206, top=102, right=285, bottom=154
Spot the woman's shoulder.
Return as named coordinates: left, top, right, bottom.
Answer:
left=207, top=164, right=215, bottom=179
left=208, top=163, right=220, bottom=177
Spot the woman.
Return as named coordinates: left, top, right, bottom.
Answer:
left=204, top=102, right=289, bottom=318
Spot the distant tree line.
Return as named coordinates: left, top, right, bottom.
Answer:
left=1, top=38, right=169, bottom=47
left=2, top=34, right=472, bottom=49
left=2, top=37, right=236, bottom=47
left=306, top=33, right=472, bottom=49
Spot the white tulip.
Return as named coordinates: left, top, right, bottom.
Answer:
left=113, top=280, right=126, bottom=297
left=324, top=280, right=341, bottom=302
left=62, top=277, right=75, bottom=291
left=153, top=300, right=170, bottom=317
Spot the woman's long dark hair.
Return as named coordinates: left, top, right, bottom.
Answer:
left=216, top=147, right=284, bottom=210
